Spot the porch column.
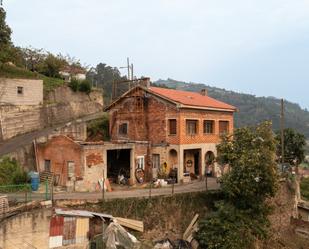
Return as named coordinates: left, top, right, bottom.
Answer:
left=130, top=147, right=136, bottom=184
left=103, top=149, right=107, bottom=179
left=201, top=147, right=206, bottom=178
left=178, top=146, right=184, bottom=182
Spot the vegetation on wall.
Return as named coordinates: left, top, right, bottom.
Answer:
left=196, top=122, right=279, bottom=249
left=68, top=79, right=92, bottom=94
left=300, top=178, right=309, bottom=201
left=0, top=157, right=29, bottom=185
left=87, top=114, right=110, bottom=141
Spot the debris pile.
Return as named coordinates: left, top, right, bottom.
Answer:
left=154, top=214, right=199, bottom=249
left=49, top=208, right=143, bottom=249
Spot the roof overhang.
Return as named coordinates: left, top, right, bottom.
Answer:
left=104, top=85, right=237, bottom=113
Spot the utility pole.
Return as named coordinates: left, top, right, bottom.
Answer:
left=119, top=58, right=134, bottom=89
left=131, top=63, right=134, bottom=81
left=280, top=99, right=285, bottom=171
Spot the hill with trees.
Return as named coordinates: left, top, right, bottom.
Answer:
left=153, top=78, right=309, bottom=137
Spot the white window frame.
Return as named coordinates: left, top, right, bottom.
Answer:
left=136, top=156, right=145, bottom=170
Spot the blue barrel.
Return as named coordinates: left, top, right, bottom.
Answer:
left=31, top=172, right=40, bottom=191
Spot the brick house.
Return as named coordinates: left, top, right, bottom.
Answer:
left=105, top=78, right=236, bottom=183
left=36, top=135, right=105, bottom=191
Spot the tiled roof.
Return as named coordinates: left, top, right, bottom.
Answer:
left=149, top=87, right=236, bottom=111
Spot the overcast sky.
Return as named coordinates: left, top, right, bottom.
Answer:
left=4, top=0, right=309, bottom=108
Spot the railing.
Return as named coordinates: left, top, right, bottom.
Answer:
left=0, top=181, right=51, bottom=204
left=0, top=184, right=31, bottom=193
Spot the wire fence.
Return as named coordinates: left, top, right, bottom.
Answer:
left=0, top=181, right=52, bottom=204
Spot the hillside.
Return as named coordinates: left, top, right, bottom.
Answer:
left=154, top=79, right=309, bottom=137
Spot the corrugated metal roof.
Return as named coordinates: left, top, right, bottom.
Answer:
left=92, top=212, right=114, bottom=220
left=50, top=216, right=64, bottom=236
left=55, top=208, right=114, bottom=219
left=63, top=217, right=76, bottom=246
left=76, top=218, right=89, bottom=244
left=55, top=209, right=94, bottom=218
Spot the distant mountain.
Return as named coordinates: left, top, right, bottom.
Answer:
left=153, top=78, right=309, bottom=137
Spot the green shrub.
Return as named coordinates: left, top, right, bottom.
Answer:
left=300, top=177, right=309, bottom=201
left=87, top=114, right=110, bottom=141
left=196, top=202, right=269, bottom=249
left=78, top=80, right=91, bottom=94
left=0, top=157, right=29, bottom=185
left=68, top=79, right=92, bottom=94
left=68, top=78, right=79, bottom=92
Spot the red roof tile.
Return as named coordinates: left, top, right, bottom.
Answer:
left=149, top=87, right=236, bottom=111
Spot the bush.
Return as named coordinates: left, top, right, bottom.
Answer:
left=87, top=114, right=110, bottom=141
left=196, top=202, right=269, bottom=249
left=0, top=157, right=29, bottom=185
left=78, top=80, right=91, bottom=94
left=68, top=79, right=92, bottom=94
left=68, top=79, right=79, bottom=92
left=300, top=177, right=309, bottom=201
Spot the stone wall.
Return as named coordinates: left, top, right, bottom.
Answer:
left=0, top=86, right=103, bottom=141
left=44, top=85, right=103, bottom=106
left=0, top=105, right=42, bottom=140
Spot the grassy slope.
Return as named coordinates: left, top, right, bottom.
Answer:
left=0, top=63, right=64, bottom=92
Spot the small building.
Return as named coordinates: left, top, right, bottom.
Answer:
left=104, top=78, right=237, bottom=183
left=36, top=135, right=105, bottom=191
left=59, top=66, right=86, bottom=82
left=0, top=78, right=43, bottom=106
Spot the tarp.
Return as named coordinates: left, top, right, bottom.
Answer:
left=103, top=222, right=140, bottom=249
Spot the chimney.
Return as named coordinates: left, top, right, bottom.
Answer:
left=200, top=89, right=207, bottom=96
left=140, top=77, right=151, bottom=88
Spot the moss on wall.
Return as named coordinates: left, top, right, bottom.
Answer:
left=71, top=190, right=223, bottom=240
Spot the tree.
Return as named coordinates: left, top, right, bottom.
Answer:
left=275, top=128, right=306, bottom=165
left=21, top=47, right=46, bottom=71
left=196, top=122, right=279, bottom=249
left=0, top=7, right=12, bottom=46
left=218, top=122, right=279, bottom=209
left=86, top=63, right=126, bottom=105
left=0, top=7, right=14, bottom=64
left=38, top=53, right=67, bottom=78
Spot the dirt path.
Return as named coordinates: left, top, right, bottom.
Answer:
left=54, top=178, right=219, bottom=200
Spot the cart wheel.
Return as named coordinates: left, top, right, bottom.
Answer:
left=135, top=168, right=145, bottom=184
